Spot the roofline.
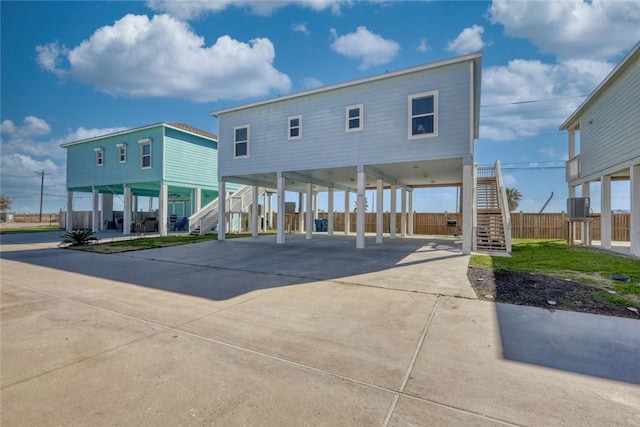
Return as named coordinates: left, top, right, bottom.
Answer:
left=560, top=40, right=640, bottom=131
left=60, top=122, right=217, bottom=148
left=211, top=51, right=483, bottom=117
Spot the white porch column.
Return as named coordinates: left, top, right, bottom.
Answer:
left=66, top=191, right=73, bottom=231
left=195, top=188, right=202, bottom=212
left=327, top=187, right=334, bottom=236
left=217, top=181, right=226, bottom=241
left=133, top=196, right=138, bottom=219
left=344, top=190, right=350, bottom=234
left=631, top=164, right=640, bottom=257
left=306, top=183, right=313, bottom=240
left=390, top=184, right=397, bottom=240
left=408, top=189, right=414, bottom=236
left=148, top=196, right=153, bottom=212
left=251, top=186, right=259, bottom=237
left=401, top=188, right=407, bottom=237
left=356, top=166, right=366, bottom=249
left=92, top=188, right=100, bottom=232
left=376, top=178, right=383, bottom=244
left=123, top=186, right=132, bottom=235
left=568, top=130, right=576, bottom=159
left=298, top=192, right=304, bottom=233
left=277, top=174, right=285, bottom=244
left=159, top=184, right=168, bottom=236
left=601, top=175, right=612, bottom=249
left=462, top=163, right=474, bottom=254
left=582, top=182, right=591, bottom=245
left=102, top=193, right=113, bottom=229
left=268, top=193, right=274, bottom=230
left=313, top=192, right=319, bottom=220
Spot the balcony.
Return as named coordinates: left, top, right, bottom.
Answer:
left=566, top=154, right=580, bottom=182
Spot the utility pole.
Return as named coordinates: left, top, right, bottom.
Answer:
left=36, top=170, right=46, bottom=222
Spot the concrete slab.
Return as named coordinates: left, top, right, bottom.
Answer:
left=180, top=280, right=438, bottom=390
left=405, top=297, right=640, bottom=426
left=389, top=396, right=508, bottom=426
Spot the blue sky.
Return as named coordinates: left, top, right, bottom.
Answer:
left=2, top=0, right=639, bottom=214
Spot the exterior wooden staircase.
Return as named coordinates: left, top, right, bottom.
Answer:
left=475, top=161, right=511, bottom=254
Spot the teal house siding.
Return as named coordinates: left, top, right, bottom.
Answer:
left=164, top=128, right=217, bottom=190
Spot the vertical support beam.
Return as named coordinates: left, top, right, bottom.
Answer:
left=601, top=175, right=612, bottom=249
left=344, top=190, right=350, bottom=234
left=313, top=192, right=319, bottom=220
left=390, top=184, right=397, bottom=239
left=462, top=163, right=474, bottom=254
left=306, top=183, right=313, bottom=240
left=298, top=192, right=304, bottom=233
left=277, top=174, right=285, bottom=244
left=217, top=180, right=226, bottom=241
left=102, top=193, right=113, bottom=230
left=267, top=193, right=274, bottom=230
left=568, top=130, right=576, bottom=159
left=401, top=188, right=407, bottom=237
left=251, top=186, right=259, bottom=237
left=66, top=191, right=73, bottom=231
left=327, top=187, right=334, bottom=236
left=582, top=182, right=591, bottom=245
left=568, top=185, right=576, bottom=242
left=133, top=196, right=138, bottom=219
left=148, top=196, right=153, bottom=212
left=195, top=188, right=202, bottom=213
left=356, top=166, right=366, bottom=249
left=408, top=189, right=414, bottom=236
left=260, top=191, right=266, bottom=232
left=92, top=188, right=100, bottom=232
left=159, top=184, right=168, bottom=236
left=630, top=164, right=640, bottom=257
left=123, top=186, right=132, bottom=235
left=376, top=178, right=383, bottom=244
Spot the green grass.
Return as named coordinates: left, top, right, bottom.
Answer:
left=0, top=225, right=63, bottom=234
left=470, top=239, right=640, bottom=287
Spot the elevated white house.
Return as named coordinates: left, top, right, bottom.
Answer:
left=560, top=41, right=640, bottom=257
left=212, top=52, right=510, bottom=253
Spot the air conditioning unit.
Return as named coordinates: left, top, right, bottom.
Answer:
left=567, top=197, right=590, bottom=219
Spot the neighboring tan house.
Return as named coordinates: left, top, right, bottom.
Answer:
left=61, top=122, right=236, bottom=236
left=560, top=41, right=640, bottom=257
left=211, top=52, right=512, bottom=253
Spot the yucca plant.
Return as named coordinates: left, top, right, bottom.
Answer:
left=60, top=229, right=99, bottom=247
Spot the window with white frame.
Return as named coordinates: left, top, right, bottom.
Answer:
left=116, top=143, right=126, bottom=163
left=139, top=138, right=152, bottom=168
left=345, top=104, right=363, bottom=132
left=408, top=91, right=438, bottom=138
left=288, top=115, right=302, bottom=140
left=94, top=148, right=104, bottom=166
left=234, top=125, right=250, bottom=158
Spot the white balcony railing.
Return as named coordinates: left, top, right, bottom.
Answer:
left=566, top=154, right=580, bottom=182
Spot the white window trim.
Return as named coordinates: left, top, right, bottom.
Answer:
left=138, top=138, right=152, bottom=169
left=233, top=125, right=250, bottom=159
left=408, top=90, right=438, bottom=139
left=345, top=104, right=363, bottom=132
left=94, top=147, right=104, bottom=166
left=116, top=143, right=126, bottom=163
left=287, top=115, right=302, bottom=141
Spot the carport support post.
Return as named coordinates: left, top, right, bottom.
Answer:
left=66, top=191, right=73, bottom=231
left=123, top=186, right=132, bottom=235
left=195, top=188, right=201, bottom=212
left=601, top=175, right=612, bottom=249
left=390, top=184, right=397, bottom=239
left=298, top=192, right=304, bottom=233
left=631, top=164, right=640, bottom=257
left=376, top=178, right=383, bottom=243
left=276, top=173, right=285, bottom=244
left=306, top=183, right=313, bottom=240
left=344, top=190, right=350, bottom=234
left=408, top=189, right=414, bottom=236
left=217, top=180, right=226, bottom=241
left=92, top=188, right=100, bottom=232
left=159, top=183, right=168, bottom=237
left=401, top=188, right=407, bottom=237
left=328, top=187, right=334, bottom=236
left=462, top=163, right=473, bottom=254
left=356, top=166, right=366, bottom=249
left=313, top=192, right=319, bottom=220
left=582, top=182, right=591, bottom=245
left=251, top=185, right=259, bottom=237
left=102, top=193, right=113, bottom=231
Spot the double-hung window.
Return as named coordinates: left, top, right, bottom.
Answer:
left=288, top=115, right=302, bottom=140
left=234, top=125, right=250, bottom=158
left=139, top=138, right=152, bottom=169
left=94, top=148, right=104, bottom=166
left=116, top=143, right=126, bottom=163
left=408, top=91, right=438, bottom=139
left=346, top=104, right=363, bottom=132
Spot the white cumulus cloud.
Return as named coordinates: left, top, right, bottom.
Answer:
left=446, top=25, right=485, bottom=55
left=303, top=77, right=323, bottom=89
left=330, top=26, right=400, bottom=70
left=291, top=22, right=310, bottom=35
left=489, top=0, right=640, bottom=60
left=417, top=37, right=430, bottom=53
left=35, top=14, right=291, bottom=103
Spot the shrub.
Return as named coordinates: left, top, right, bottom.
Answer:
left=60, top=229, right=99, bottom=247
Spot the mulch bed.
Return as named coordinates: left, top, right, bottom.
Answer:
left=467, top=266, right=640, bottom=320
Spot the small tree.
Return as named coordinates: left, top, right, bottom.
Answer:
left=505, top=187, right=523, bottom=212
left=0, top=194, right=11, bottom=212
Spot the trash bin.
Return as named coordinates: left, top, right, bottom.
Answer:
left=315, top=219, right=322, bottom=232
left=321, top=218, right=328, bottom=232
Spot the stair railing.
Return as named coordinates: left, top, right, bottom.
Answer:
left=494, top=160, right=512, bottom=253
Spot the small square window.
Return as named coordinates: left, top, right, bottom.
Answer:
left=408, top=91, right=438, bottom=139
left=234, top=125, right=250, bottom=158
left=94, top=148, right=104, bottom=166
left=345, top=104, right=363, bottom=132
left=288, top=115, right=302, bottom=140
left=139, top=139, right=152, bottom=169
left=117, top=144, right=126, bottom=163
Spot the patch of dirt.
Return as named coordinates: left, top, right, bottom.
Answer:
left=468, top=267, right=640, bottom=320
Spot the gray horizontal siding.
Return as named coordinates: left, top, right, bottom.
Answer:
left=218, top=61, right=472, bottom=177
left=580, top=57, right=640, bottom=179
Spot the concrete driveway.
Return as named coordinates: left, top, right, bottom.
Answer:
left=1, top=232, right=639, bottom=426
